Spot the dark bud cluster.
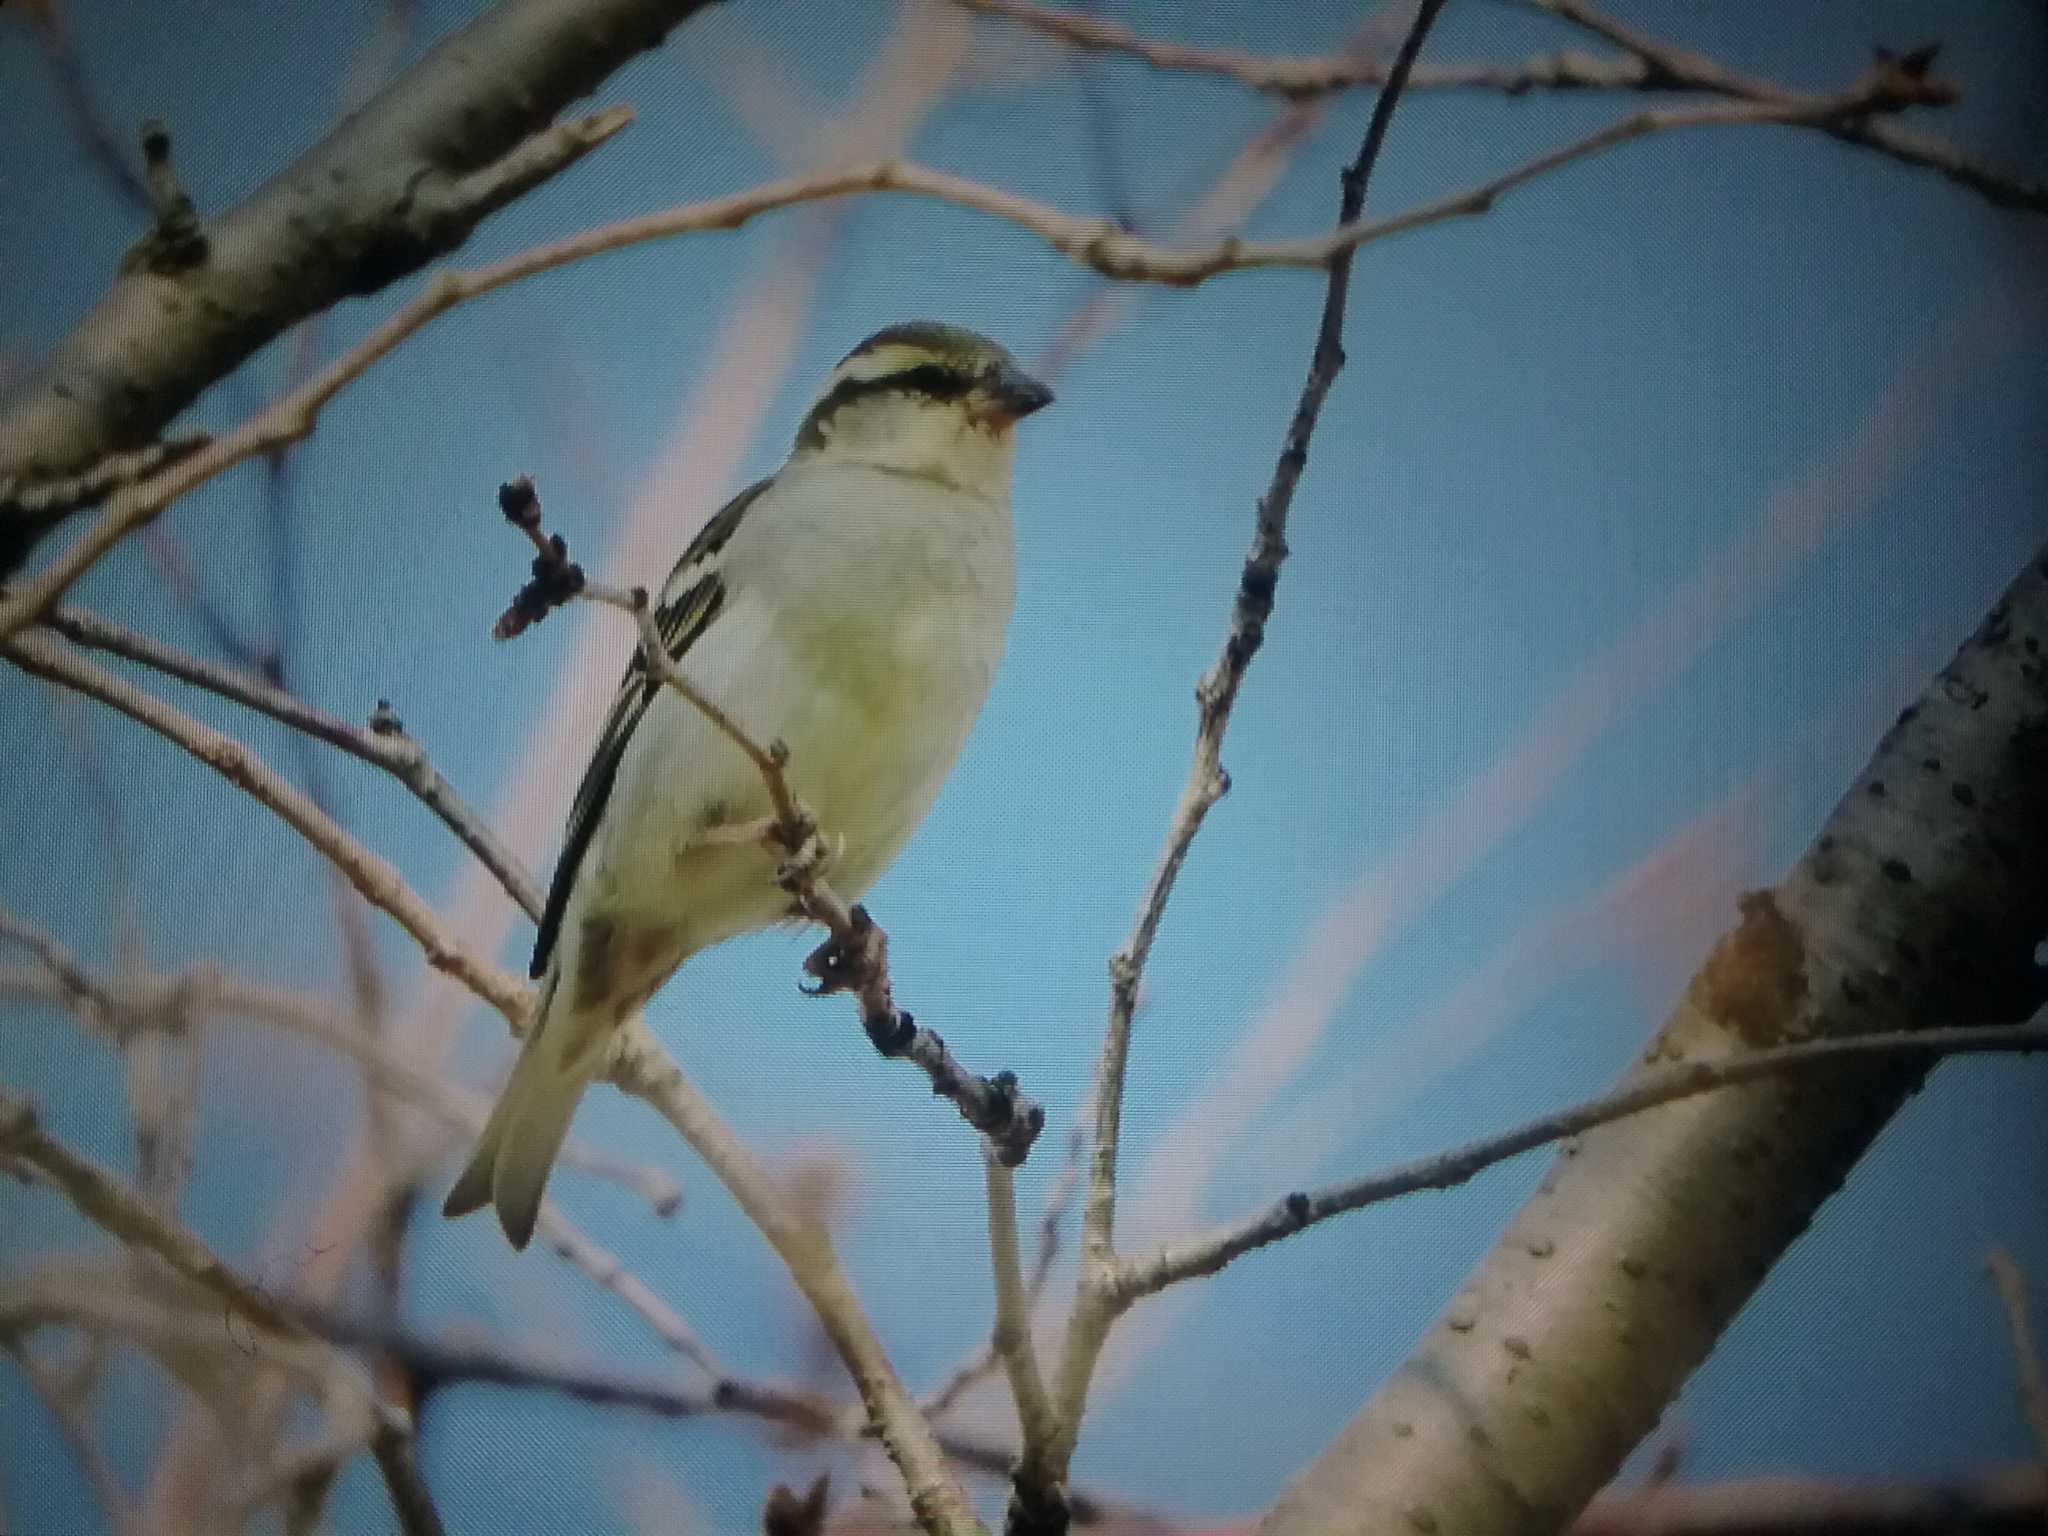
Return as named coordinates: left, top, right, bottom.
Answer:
left=492, top=477, right=586, bottom=639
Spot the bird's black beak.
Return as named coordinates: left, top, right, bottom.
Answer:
left=990, top=363, right=1055, bottom=420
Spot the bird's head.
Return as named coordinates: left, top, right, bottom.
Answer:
left=791, top=321, right=1053, bottom=496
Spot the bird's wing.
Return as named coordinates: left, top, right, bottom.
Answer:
left=528, top=477, right=773, bottom=978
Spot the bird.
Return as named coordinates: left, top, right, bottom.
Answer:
left=444, top=321, right=1053, bottom=1249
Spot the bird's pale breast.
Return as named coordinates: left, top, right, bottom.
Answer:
left=581, top=462, right=1014, bottom=959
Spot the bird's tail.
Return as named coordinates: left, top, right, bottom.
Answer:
left=442, top=967, right=606, bottom=1249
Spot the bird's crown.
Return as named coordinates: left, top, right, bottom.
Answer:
left=795, top=321, right=1053, bottom=457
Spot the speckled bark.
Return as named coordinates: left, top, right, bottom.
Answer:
left=1260, top=544, right=2048, bottom=1536
left=0, top=0, right=718, bottom=571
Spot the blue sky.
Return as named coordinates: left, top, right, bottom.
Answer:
left=3, top=1, right=2046, bottom=1531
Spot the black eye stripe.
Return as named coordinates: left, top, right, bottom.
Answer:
left=838, top=361, right=975, bottom=405
left=795, top=360, right=979, bottom=448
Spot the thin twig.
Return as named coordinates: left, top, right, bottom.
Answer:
left=2, top=1338, right=139, bottom=1536
left=0, top=944, right=678, bottom=1217
left=0, top=1089, right=300, bottom=1337
left=1525, top=0, right=2046, bottom=211
left=532, top=1205, right=721, bottom=1377
left=1987, top=1249, right=2048, bottom=1487
left=0, top=51, right=1961, bottom=637
left=964, top=0, right=2048, bottom=214
left=1042, top=5, right=1451, bottom=1525
left=985, top=1159, right=1060, bottom=1515
left=924, top=1116, right=1082, bottom=1421
left=956, top=0, right=1659, bottom=99
left=1, top=631, right=533, bottom=1028
left=1115, top=1023, right=2048, bottom=1298
left=37, top=600, right=543, bottom=920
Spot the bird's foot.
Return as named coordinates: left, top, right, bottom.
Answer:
left=772, top=812, right=834, bottom=893
left=800, top=903, right=886, bottom=1000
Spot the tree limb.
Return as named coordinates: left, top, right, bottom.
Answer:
left=0, top=0, right=724, bottom=569
left=1038, top=4, right=1451, bottom=1532
left=0, top=59, right=1954, bottom=642
left=1258, top=545, right=2048, bottom=1535
left=1526, top=0, right=2048, bottom=211
left=1116, top=1020, right=2048, bottom=1298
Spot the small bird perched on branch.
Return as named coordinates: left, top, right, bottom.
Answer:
left=445, top=322, right=1053, bottom=1248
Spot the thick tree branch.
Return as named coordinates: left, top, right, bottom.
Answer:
left=1259, top=546, right=2048, bottom=1536
left=1116, top=1021, right=2048, bottom=1298
left=0, top=59, right=1953, bottom=642
left=0, top=0, right=723, bottom=569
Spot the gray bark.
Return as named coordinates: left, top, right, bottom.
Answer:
left=0, top=0, right=720, bottom=571
left=1260, top=542, right=2048, bottom=1536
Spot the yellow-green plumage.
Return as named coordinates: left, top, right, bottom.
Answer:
left=444, top=323, right=1051, bottom=1248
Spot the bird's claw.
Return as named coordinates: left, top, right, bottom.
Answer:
left=800, top=904, right=883, bottom=999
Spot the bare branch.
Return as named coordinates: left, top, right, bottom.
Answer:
left=1, top=1337, right=139, bottom=1536
left=1, top=630, right=532, bottom=1027
left=37, top=601, right=543, bottom=920
left=964, top=0, right=2048, bottom=213
left=0, top=1111, right=449, bottom=1536
left=0, top=1090, right=300, bottom=1337
left=1526, top=0, right=2047, bottom=210
left=1987, top=1249, right=2048, bottom=1483
left=1, top=49, right=1959, bottom=642
left=0, top=1262, right=441, bottom=1536
left=1117, top=1021, right=2048, bottom=1299
left=602, top=1022, right=985, bottom=1536
left=924, top=1116, right=1082, bottom=1421
left=2, top=621, right=978, bottom=1528
left=955, top=0, right=1659, bottom=99
left=0, top=943, right=678, bottom=1217
left=985, top=1159, right=1060, bottom=1523
left=0, top=0, right=725, bottom=566
left=1041, top=5, right=1451, bottom=1528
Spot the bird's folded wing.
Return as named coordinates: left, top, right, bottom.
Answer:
left=527, top=476, right=773, bottom=978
